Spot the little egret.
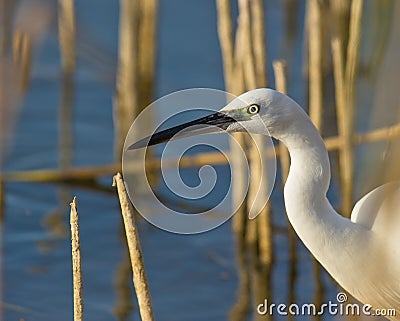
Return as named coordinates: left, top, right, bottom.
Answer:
left=129, top=88, right=400, bottom=315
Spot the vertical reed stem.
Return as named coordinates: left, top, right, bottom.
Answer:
left=113, top=173, right=155, bottom=321
left=307, top=0, right=323, bottom=131
left=273, top=60, right=290, bottom=181
left=12, top=31, right=32, bottom=92
left=0, top=0, right=14, bottom=55
left=217, top=2, right=251, bottom=319
left=238, top=0, right=256, bottom=90
left=115, top=0, right=140, bottom=158
left=138, top=0, right=158, bottom=108
left=341, top=0, right=364, bottom=216
left=58, top=0, right=76, bottom=73
left=216, top=0, right=234, bottom=90
left=273, top=59, right=298, bottom=307
left=331, top=38, right=346, bottom=138
left=70, top=197, right=84, bottom=321
left=251, top=0, right=267, bottom=88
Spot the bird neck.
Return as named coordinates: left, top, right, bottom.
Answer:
left=278, top=111, right=345, bottom=258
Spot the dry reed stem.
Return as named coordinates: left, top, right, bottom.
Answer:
left=12, top=30, right=32, bottom=92
left=251, top=0, right=267, bottom=88
left=330, top=0, right=350, bottom=47
left=138, top=0, right=157, bottom=108
left=273, top=60, right=290, bottom=182
left=238, top=0, right=257, bottom=90
left=216, top=0, right=234, bottom=90
left=238, top=0, right=258, bottom=247
left=115, top=0, right=140, bottom=157
left=217, top=2, right=251, bottom=319
left=216, top=0, right=248, bottom=238
left=70, top=197, right=84, bottom=321
left=273, top=60, right=298, bottom=299
left=341, top=0, right=364, bottom=216
left=248, top=0, right=272, bottom=268
left=58, top=0, right=76, bottom=73
left=113, top=173, right=154, bottom=321
left=331, top=38, right=346, bottom=137
left=307, top=0, right=323, bottom=131
left=0, top=0, right=14, bottom=54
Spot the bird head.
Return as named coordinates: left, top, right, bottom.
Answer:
left=127, top=88, right=300, bottom=150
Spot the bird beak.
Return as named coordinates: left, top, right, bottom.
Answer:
left=127, top=111, right=237, bottom=150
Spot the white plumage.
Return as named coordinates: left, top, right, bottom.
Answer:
left=229, top=88, right=400, bottom=318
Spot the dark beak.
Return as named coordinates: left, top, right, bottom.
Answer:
left=127, top=111, right=236, bottom=150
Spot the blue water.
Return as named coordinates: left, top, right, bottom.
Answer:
left=3, top=0, right=398, bottom=320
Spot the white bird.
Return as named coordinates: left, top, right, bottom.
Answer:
left=129, top=88, right=400, bottom=317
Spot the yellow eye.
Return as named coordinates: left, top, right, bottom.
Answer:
left=247, top=104, right=260, bottom=114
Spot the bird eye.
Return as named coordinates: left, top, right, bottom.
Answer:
left=247, top=104, right=260, bottom=114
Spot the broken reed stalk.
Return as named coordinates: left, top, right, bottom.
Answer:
left=307, top=0, right=323, bottom=132
left=113, top=173, right=154, bottom=321
left=70, top=197, right=84, bottom=321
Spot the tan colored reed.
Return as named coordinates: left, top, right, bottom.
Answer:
left=248, top=0, right=272, bottom=271
left=115, top=0, right=140, bottom=157
left=273, top=59, right=299, bottom=306
left=216, top=0, right=248, bottom=240
left=331, top=38, right=346, bottom=137
left=0, top=0, right=14, bottom=54
left=70, top=197, right=84, bottom=321
left=216, top=0, right=235, bottom=90
left=273, top=60, right=290, bottom=181
left=307, top=0, right=323, bottom=132
left=250, top=0, right=267, bottom=87
left=58, top=0, right=76, bottom=73
left=335, top=0, right=364, bottom=216
left=113, top=173, right=154, bottom=321
left=12, top=30, right=32, bottom=92
left=138, top=0, right=157, bottom=108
